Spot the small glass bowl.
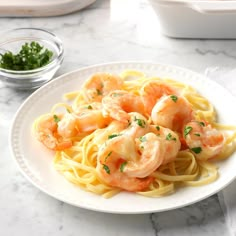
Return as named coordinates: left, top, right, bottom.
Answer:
left=0, top=28, right=64, bottom=90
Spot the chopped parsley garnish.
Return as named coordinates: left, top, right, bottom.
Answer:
left=53, top=114, right=60, bottom=123
left=96, top=89, right=102, bottom=95
left=87, top=105, right=93, bottom=109
left=108, top=134, right=120, bottom=139
left=199, top=121, right=205, bottom=127
left=166, top=133, right=177, bottom=141
left=134, top=116, right=146, bottom=128
left=66, top=108, right=71, bottom=113
left=120, top=162, right=127, bottom=172
left=184, top=126, right=192, bottom=138
left=104, top=151, right=112, bottom=162
left=103, top=164, right=110, bottom=174
left=0, top=41, right=53, bottom=71
left=156, top=126, right=160, bottom=131
left=139, top=136, right=147, bottom=142
left=170, top=95, right=178, bottom=103
left=194, top=133, right=201, bottom=137
left=191, top=147, right=202, bottom=154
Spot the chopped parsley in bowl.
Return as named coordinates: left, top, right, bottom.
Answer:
left=0, top=28, right=64, bottom=90
left=0, top=41, right=53, bottom=71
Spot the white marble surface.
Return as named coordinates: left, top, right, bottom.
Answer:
left=1, top=0, right=236, bottom=235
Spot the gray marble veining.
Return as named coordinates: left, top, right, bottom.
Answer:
left=0, top=0, right=236, bottom=235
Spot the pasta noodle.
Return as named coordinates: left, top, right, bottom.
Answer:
left=33, top=71, right=236, bottom=198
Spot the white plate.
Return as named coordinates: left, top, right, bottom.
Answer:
left=0, top=0, right=96, bottom=17
left=10, top=62, right=236, bottom=214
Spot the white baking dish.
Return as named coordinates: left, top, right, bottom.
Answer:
left=148, top=0, right=236, bottom=38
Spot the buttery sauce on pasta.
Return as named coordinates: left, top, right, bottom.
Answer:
left=33, top=71, right=236, bottom=198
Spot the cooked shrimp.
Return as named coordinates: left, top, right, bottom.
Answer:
left=96, top=161, right=153, bottom=192
left=123, top=133, right=164, bottom=178
left=58, top=102, right=110, bottom=138
left=151, top=95, right=194, bottom=133
left=97, top=126, right=166, bottom=180
left=149, top=125, right=181, bottom=165
left=96, top=112, right=149, bottom=146
left=96, top=135, right=153, bottom=191
left=82, top=73, right=123, bottom=102
left=34, top=114, right=72, bottom=151
left=102, top=90, right=145, bottom=123
left=141, top=80, right=178, bottom=114
left=122, top=112, right=149, bottom=138
left=183, top=121, right=224, bottom=160
left=93, top=120, right=127, bottom=147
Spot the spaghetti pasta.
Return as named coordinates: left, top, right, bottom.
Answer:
left=33, top=71, right=236, bottom=198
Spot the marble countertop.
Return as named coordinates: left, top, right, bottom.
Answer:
left=1, top=0, right=236, bottom=235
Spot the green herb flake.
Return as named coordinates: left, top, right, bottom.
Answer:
left=166, top=133, right=177, bottom=141
left=170, top=95, right=178, bottom=103
left=96, top=89, right=102, bottom=95
left=0, top=41, right=53, bottom=71
left=191, top=147, right=202, bottom=154
left=104, top=151, right=112, bottom=162
left=87, top=105, right=93, bottom=109
left=134, top=117, right=146, bottom=128
left=139, top=136, right=147, bottom=142
left=199, top=121, right=205, bottom=127
left=103, top=164, right=110, bottom=174
left=184, top=126, right=192, bottom=138
left=156, top=126, right=160, bottom=131
left=66, top=108, right=71, bottom=113
left=108, top=134, right=120, bottom=139
left=194, top=133, right=201, bottom=137
left=166, top=133, right=172, bottom=140
left=53, top=114, right=61, bottom=123
left=120, top=162, right=127, bottom=172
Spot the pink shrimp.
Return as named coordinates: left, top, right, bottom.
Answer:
left=58, top=102, right=110, bottom=138
left=151, top=95, right=194, bottom=133
left=122, top=112, right=149, bottom=138
left=34, top=114, right=72, bottom=151
left=92, top=120, right=128, bottom=147
left=82, top=73, right=123, bottom=102
left=96, top=161, right=153, bottom=192
left=149, top=125, right=181, bottom=165
left=96, top=135, right=153, bottom=191
left=183, top=120, right=224, bottom=160
left=141, top=80, right=178, bottom=114
left=96, top=116, right=181, bottom=189
left=123, top=133, right=165, bottom=178
left=102, top=90, right=145, bottom=124
left=93, top=112, right=149, bottom=148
